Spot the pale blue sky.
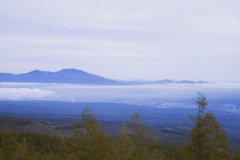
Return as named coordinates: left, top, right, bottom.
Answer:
left=0, top=0, right=240, bottom=81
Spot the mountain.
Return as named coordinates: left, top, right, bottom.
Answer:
left=0, top=69, right=119, bottom=85
left=155, top=79, right=173, bottom=84
left=125, top=79, right=207, bottom=84
left=175, top=80, right=208, bottom=84
left=0, top=69, right=208, bottom=85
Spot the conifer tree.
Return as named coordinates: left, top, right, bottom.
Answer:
left=233, top=145, right=240, bottom=160
left=70, top=106, right=111, bottom=160
left=113, top=112, right=163, bottom=160
left=178, top=93, right=230, bottom=160
left=0, top=136, right=20, bottom=160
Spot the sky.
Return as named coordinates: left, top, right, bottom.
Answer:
left=0, top=0, right=240, bottom=82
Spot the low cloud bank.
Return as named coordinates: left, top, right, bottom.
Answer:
left=0, top=87, right=55, bottom=100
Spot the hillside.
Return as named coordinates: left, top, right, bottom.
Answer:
left=0, top=115, right=188, bottom=145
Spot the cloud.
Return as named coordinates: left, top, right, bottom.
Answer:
left=0, top=0, right=240, bottom=81
left=1, top=0, right=239, bottom=34
left=157, top=103, right=195, bottom=108
left=0, top=82, right=41, bottom=86
left=0, top=87, right=55, bottom=100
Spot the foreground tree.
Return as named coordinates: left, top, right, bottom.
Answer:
left=69, top=106, right=111, bottom=160
left=178, top=93, right=230, bottom=160
left=113, top=112, right=163, bottom=160
left=232, top=145, right=240, bottom=160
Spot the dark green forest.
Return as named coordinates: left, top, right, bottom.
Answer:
left=1, top=94, right=240, bottom=159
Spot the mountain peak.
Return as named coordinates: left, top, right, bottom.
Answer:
left=31, top=69, right=42, bottom=72
left=27, top=69, right=43, bottom=74
left=57, top=68, right=86, bottom=74
left=60, top=68, right=78, bottom=71
left=27, top=69, right=52, bottom=74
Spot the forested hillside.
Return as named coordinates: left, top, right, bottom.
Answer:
left=1, top=104, right=240, bottom=159
left=0, top=108, right=179, bottom=160
left=0, top=94, right=239, bottom=159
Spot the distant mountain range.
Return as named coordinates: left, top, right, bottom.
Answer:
left=0, top=69, right=208, bottom=85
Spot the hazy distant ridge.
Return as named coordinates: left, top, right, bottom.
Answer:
left=0, top=69, right=208, bottom=84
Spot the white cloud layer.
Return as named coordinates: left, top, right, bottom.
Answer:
left=0, top=88, right=55, bottom=100
left=0, top=83, right=239, bottom=105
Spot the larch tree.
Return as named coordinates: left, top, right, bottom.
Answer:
left=70, top=106, right=111, bottom=160
left=113, top=112, right=163, bottom=160
left=178, top=92, right=230, bottom=160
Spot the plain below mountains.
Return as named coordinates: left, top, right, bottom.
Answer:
left=0, top=69, right=207, bottom=85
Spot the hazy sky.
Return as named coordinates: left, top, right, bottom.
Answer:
left=0, top=0, right=239, bottom=81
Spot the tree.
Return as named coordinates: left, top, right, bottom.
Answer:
left=70, top=106, right=111, bottom=160
left=178, top=93, right=230, bottom=160
left=232, top=145, right=240, bottom=160
left=0, top=135, right=20, bottom=160
left=113, top=112, right=163, bottom=160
